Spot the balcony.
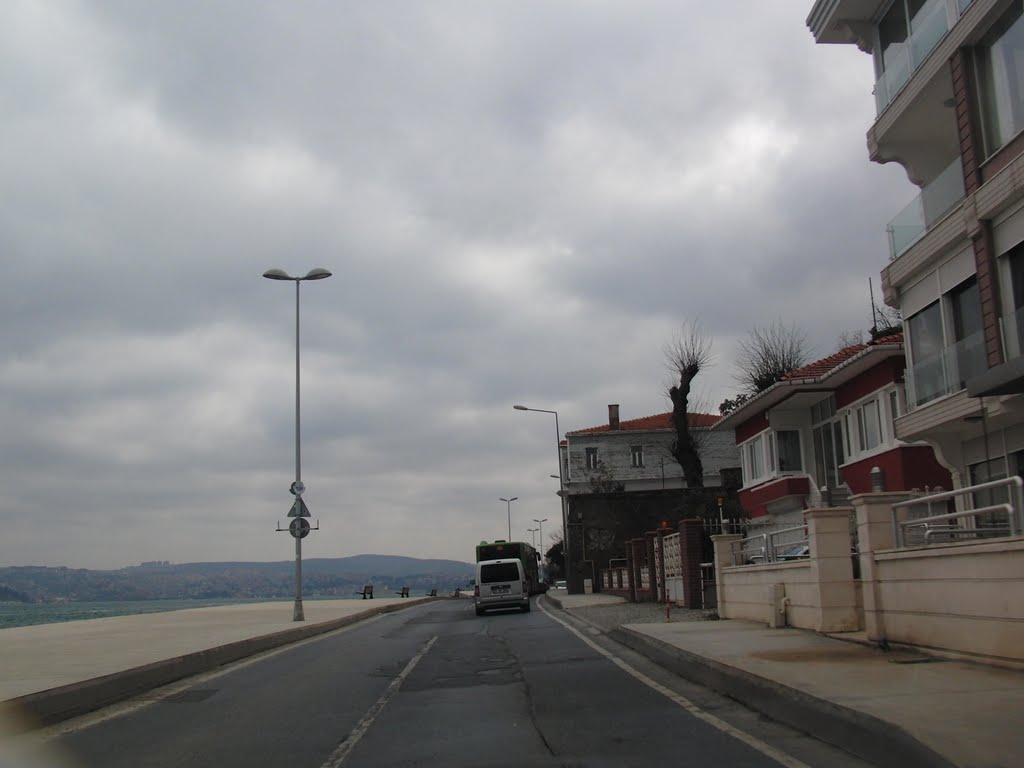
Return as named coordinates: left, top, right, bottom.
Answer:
left=908, top=330, right=987, bottom=408
left=887, top=157, right=965, bottom=259
left=873, top=0, right=952, bottom=114
left=1003, top=305, right=1024, bottom=358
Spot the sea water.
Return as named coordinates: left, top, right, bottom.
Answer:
left=0, top=596, right=364, bottom=630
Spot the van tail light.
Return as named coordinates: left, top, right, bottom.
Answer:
left=522, top=580, right=528, bottom=594
left=474, top=585, right=480, bottom=597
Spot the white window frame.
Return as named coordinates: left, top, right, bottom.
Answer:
left=739, top=429, right=803, bottom=487
left=585, top=447, right=599, bottom=470
left=842, top=388, right=901, bottom=461
left=630, top=445, right=644, bottom=468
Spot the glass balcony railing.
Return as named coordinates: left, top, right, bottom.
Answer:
left=872, top=0, right=958, bottom=113
left=1003, top=304, right=1024, bottom=359
left=908, top=330, right=986, bottom=408
left=887, top=157, right=965, bottom=259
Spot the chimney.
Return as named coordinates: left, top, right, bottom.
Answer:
left=608, top=404, right=620, bottom=430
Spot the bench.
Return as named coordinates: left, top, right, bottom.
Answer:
left=397, top=586, right=410, bottom=598
left=354, top=585, right=373, bottom=599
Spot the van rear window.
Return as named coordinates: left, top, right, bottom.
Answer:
left=480, top=562, right=520, bottom=583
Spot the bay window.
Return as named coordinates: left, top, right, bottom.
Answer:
left=741, top=429, right=804, bottom=486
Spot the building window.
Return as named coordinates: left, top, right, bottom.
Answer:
left=812, top=395, right=846, bottom=490
left=970, top=457, right=1009, bottom=527
left=630, top=445, right=644, bottom=468
left=976, top=1, right=1024, bottom=157
left=775, top=431, right=802, bottom=472
left=842, top=392, right=903, bottom=459
left=907, top=301, right=945, bottom=405
left=741, top=434, right=766, bottom=485
left=856, top=399, right=882, bottom=452
left=950, top=277, right=986, bottom=386
left=585, top=447, right=599, bottom=470
left=1009, top=244, right=1024, bottom=356
left=741, top=430, right=801, bottom=485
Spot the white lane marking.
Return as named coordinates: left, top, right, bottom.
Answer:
left=538, top=601, right=811, bottom=768
left=321, top=635, right=438, bottom=768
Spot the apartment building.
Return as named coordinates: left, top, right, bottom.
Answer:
left=808, top=0, right=1024, bottom=493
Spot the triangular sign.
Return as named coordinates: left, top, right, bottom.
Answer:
left=287, top=498, right=311, bottom=518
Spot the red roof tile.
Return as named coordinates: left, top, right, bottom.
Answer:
left=780, top=332, right=903, bottom=382
left=569, top=411, right=720, bottom=435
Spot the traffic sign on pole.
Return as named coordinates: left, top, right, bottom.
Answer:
left=289, top=518, right=311, bottom=539
left=288, top=498, right=311, bottom=518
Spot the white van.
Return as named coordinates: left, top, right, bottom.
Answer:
left=474, top=558, right=530, bottom=615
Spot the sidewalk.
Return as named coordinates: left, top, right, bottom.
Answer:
left=547, top=591, right=1024, bottom=768
left=0, top=597, right=430, bottom=734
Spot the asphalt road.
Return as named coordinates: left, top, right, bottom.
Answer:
left=11, top=599, right=876, bottom=767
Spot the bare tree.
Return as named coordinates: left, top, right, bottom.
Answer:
left=664, top=320, right=714, bottom=488
left=835, top=329, right=865, bottom=351
left=871, top=303, right=902, bottom=338
left=734, top=319, right=811, bottom=394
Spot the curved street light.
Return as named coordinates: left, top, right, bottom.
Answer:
left=263, top=267, right=333, bottom=621
left=533, top=518, right=548, bottom=550
left=499, top=497, right=518, bottom=541
left=514, top=404, right=568, bottom=582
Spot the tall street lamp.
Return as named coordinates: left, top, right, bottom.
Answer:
left=533, top=517, right=548, bottom=550
left=527, top=527, right=538, bottom=547
left=499, top=497, right=518, bottom=540
left=514, top=405, right=567, bottom=579
left=263, top=267, right=332, bottom=621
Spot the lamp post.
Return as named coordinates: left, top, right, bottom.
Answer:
left=499, top=497, right=518, bottom=540
left=263, top=267, right=332, bottom=621
left=533, top=517, right=548, bottom=550
left=514, top=405, right=568, bottom=581
left=527, top=527, right=538, bottom=547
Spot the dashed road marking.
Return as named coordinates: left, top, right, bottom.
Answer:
left=321, top=635, right=438, bottom=767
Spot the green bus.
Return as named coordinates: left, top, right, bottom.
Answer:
left=476, top=540, right=543, bottom=595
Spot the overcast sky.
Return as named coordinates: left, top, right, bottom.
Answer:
left=0, top=1, right=914, bottom=570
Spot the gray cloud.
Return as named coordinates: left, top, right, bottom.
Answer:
left=0, top=1, right=916, bottom=568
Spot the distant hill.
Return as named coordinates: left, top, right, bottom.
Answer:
left=0, top=555, right=475, bottom=603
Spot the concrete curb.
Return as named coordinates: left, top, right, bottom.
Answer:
left=542, top=594, right=564, bottom=610
left=609, top=626, right=956, bottom=768
left=5, top=598, right=436, bottom=734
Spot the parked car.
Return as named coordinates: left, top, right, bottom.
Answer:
left=554, top=580, right=566, bottom=589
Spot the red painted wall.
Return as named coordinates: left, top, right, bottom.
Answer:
left=735, top=412, right=769, bottom=444
left=840, top=446, right=952, bottom=494
left=835, top=358, right=904, bottom=408
left=739, top=476, right=810, bottom=518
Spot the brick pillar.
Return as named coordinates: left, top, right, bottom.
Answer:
left=679, top=518, right=703, bottom=608
left=851, top=492, right=912, bottom=643
left=643, top=531, right=658, bottom=602
left=656, top=528, right=672, bottom=602
left=627, top=538, right=642, bottom=603
left=711, top=534, right=742, bottom=619
left=805, top=507, right=858, bottom=632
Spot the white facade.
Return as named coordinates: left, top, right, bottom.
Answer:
left=559, top=406, right=740, bottom=499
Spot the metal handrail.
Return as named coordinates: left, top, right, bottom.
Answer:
left=731, top=525, right=808, bottom=565
left=892, top=476, right=1023, bottom=547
